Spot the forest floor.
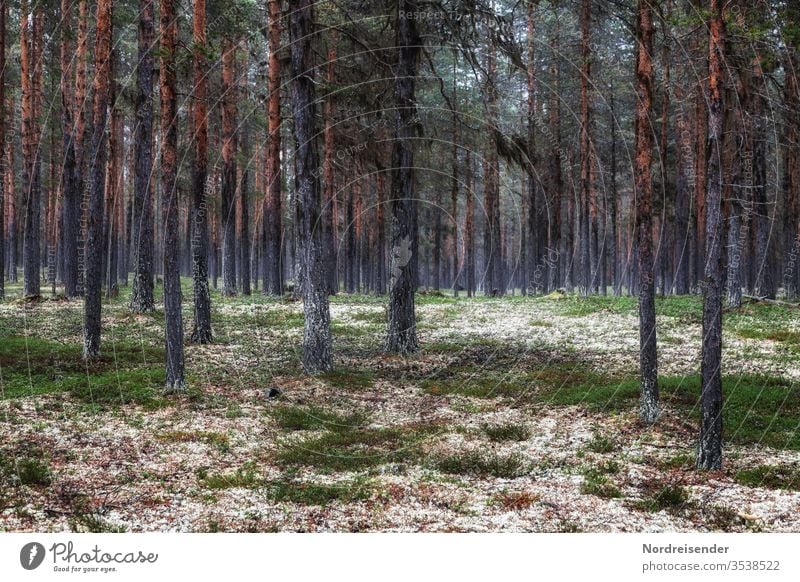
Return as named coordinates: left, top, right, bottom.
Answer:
left=1, top=279, right=800, bottom=532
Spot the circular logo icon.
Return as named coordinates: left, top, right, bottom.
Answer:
left=20, top=542, right=46, bottom=570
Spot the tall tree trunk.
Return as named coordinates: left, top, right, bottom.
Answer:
left=526, top=0, right=539, bottom=295
left=263, top=0, right=283, bottom=295
left=190, top=0, right=212, bottom=342
left=697, top=0, right=727, bottom=470
left=83, top=0, right=113, bottom=359
left=484, top=36, right=502, bottom=297
left=692, top=0, right=708, bottom=293
left=0, top=0, right=4, bottom=299
left=323, top=34, right=337, bottom=295
left=782, top=10, right=800, bottom=300
left=386, top=0, right=420, bottom=353
left=221, top=40, right=238, bottom=297
left=130, top=0, right=156, bottom=312
left=635, top=0, right=659, bottom=424
left=160, top=0, right=184, bottom=391
left=21, top=0, right=41, bottom=298
left=289, top=0, right=333, bottom=373
left=4, top=99, right=14, bottom=283
left=578, top=0, right=592, bottom=296
left=609, top=83, right=620, bottom=296
left=376, top=171, right=386, bottom=294
left=465, top=149, right=475, bottom=297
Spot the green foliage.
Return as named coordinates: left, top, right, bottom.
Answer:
left=198, top=463, right=262, bottom=490
left=735, top=465, right=800, bottom=491
left=540, top=375, right=800, bottom=450
left=0, top=336, right=167, bottom=408
left=278, top=424, right=439, bottom=472
left=434, top=450, right=531, bottom=478
left=269, top=405, right=367, bottom=432
left=587, top=434, right=617, bottom=453
left=636, top=485, right=691, bottom=513
left=266, top=478, right=373, bottom=505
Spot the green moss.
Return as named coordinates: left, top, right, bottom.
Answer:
left=269, top=405, right=367, bottom=432
left=318, top=368, right=375, bottom=390
left=540, top=375, right=800, bottom=450
left=199, top=464, right=262, bottom=490
left=636, top=485, right=691, bottom=513
left=735, top=465, right=800, bottom=491
left=267, top=478, right=373, bottom=505
left=587, top=434, right=618, bottom=454
left=435, top=450, right=530, bottom=478
left=278, top=423, right=439, bottom=472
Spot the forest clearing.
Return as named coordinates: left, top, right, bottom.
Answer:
left=1, top=281, right=799, bottom=532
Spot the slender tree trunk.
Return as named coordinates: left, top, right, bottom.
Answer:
left=21, top=0, right=41, bottom=298
left=83, top=0, right=113, bottom=359
left=263, top=0, right=283, bottom=296
left=376, top=171, right=386, bottom=294
left=190, top=0, right=212, bottom=342
left=159, top=0, right=185, bottom=391
left=635, top=0, right=659, bottom=424
left=609, top=84, right=620, bottom=296
left=698, top=0, right=727, bottom=470
left=386, top=0, right=420, bottom=353
left=323, top=35, right=337, bottom=295
left=0, top=0, right=5, bottom=300
left=525, top=0, right=539, bottom=295
left=465, top=149, right=475, bottom=297
left=4, top=100, right=14, bottom=283
left=130, top=0, right=156, bottom=312
left=221, top=40, right=238, bottom=297
left=289, top=0, right=333, bottom=373
left=782, top=14, right=799, bottom=300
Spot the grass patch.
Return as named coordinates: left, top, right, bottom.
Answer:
left=540, top=374, right=800, bottom=450
left=198, top=464, right=262, bottom=490
left=318, top=368, right=375, bottom=390
left=0, top=446, right=53, bottom=487
left=481, top=423, right=531, bottom=442
left=580, top=461, right=622, bottom=499
left=587, top=434, right=618, bottom=453
left=636, top=484, right=691, bottom=513
left=267, top=478, right=373, bottom=505
left=735, top=464, right=800, bottom=491
left=269, top=405, right=366, bottom=432
left=435, top=450, right=531, bottom=478
left=0, top=336, right=167, bottom=408
left=421, top=375, right=534, bottom=399
left=277, top=423, right=440, bottom=472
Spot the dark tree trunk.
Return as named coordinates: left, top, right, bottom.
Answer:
left=160, top=0, right=185, bottom=391
left=635, top=0, right=659, bottom=424
left=190, top=0, right=212, bottom=342
left=697, top=0, right=727, bottom=470
left=130, top=0, right=156, bottom=312
left=782, top=15, right=799, bottom=300
left=263, top=0, right=283, bottom=296
left=609, top=84, right=620, bottom=296
left=83, top=0, right=113, bottom=359
left=386, top=0, right=420, bottom=353
left=289, top=0, right=333, bottom=373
